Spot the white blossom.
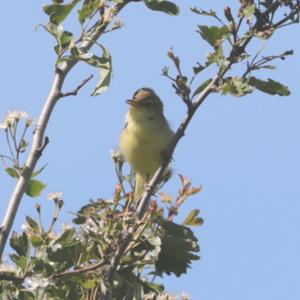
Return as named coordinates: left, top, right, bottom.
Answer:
left=110, top=149, right=125, bottom=163
left=48, top=192, right=63, bottom=200
left=21, top=223, right=29, bottom=231
left=0, top=110, right=34, bottom=130
left=25, top=276, right=49, bottom=289
left=0, top=122, right=8, bottom=130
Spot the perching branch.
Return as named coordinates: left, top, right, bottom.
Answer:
left=0, top=0, right=130, bottom=260
left=136, top=74, right=220, bottom=218
left=136, top=0, right=291, bottom=217
left=103, top=1, right=300, bottom=292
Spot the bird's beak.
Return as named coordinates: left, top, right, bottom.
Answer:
left=126, top=99, right=140, bottom=108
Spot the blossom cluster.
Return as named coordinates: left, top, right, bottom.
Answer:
left=0, top=110, right=34, bottom=130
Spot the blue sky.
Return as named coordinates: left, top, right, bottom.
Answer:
left=1, top=1, right=300, bottom=299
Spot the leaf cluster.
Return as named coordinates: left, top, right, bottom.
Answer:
left=164, top=1, right=299, bottom=103
left=0, top=158, right=202, bottom=299
left=40, top=0, right=179, bottom=96
left=0, top=113, right=48, bottom=198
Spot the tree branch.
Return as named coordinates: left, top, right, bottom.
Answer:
left=101, top=1, right=298, bottom=292
left=136, top=74, right=219, bottom=218
left=0, top=272, right=24, bottom=283
left=52, top=258, right=108, bottom=279
left=0, top=1, right=130, bottom=260
left=60, top=74, right=93, bottom=98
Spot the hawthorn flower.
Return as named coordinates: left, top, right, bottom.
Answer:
left=25, top=276, right=49, bottom=289
left=110, top=149, right=125, bottom=164
left=48, top=192, right=63, bottom=201
left=0, top=122, right=8, bottom=130
left=0, top=110, right=34, bottom=130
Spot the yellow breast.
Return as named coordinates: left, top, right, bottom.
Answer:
left=120, top=111, right=173, bottom=178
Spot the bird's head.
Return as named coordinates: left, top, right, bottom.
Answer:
left=126, top=88, right=164, bottom=115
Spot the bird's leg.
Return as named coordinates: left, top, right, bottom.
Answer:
left=144, top=174, right=156, bottom=195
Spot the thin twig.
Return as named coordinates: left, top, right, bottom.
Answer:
left=60, top=74, right=94, bottom=98
left=52, top=258, right=108, bottom=279
left=16, top=125, right=29, bottom=163
left=0, top=272, right=24, bottom=282
left=47, top=199, right=61, bottom=234
left=0, top=154, right=14, bottom=163
left=5, top=130, right=16, bottom=162
left=273, top=4, right=300, bottom=28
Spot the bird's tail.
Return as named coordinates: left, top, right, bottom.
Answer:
left=134, top=173, right=147, bottom=201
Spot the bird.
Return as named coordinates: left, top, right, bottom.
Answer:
left=120, top=87, right=174, bottom=201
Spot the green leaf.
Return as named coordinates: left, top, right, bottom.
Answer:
left=54, top=228, right=77, bottom=247
left=32, top=164, right=48, bottom=178
left=241, top=4, right=256, bottom=21
left=32, top=258, right=55, bottom=277
left=144, top=0, right=180, bottom=16
left=54, top=30, right=74, bottom=54
left=47, top=229, right=82, bottom=271
left=190, top=7, right=216, bottom=17
left=197, top=25, right=229, bottom=48
left=18, top=291, right=35, bottom=300
left=43, top=0, right=81, bottom=24
left=78, top=44, right=113, bottom=96
left=81, top=278, right=97, bottom=289
left=30, top=235, right=44, bottom=247
left=259, top=65, right=276, bottom=70
left=116, top=269, right=148, bottom=299
left=248, top=77, right=291, bottom=96
left=10, top=232, right=29, bottom=256
left=183, top=209, right=204, bottom=226
left=222, top=77, right=255, bottom=97
left=42, top=23, right=74, bottom=54
left=26, top=216, right=40, bottom=232
left=143, top=282, right=164, bottom=294
left=58, top=30, right=73, bottom=49
left=72, top=202, right=99, bottom=224
left=19, top=139, right=28, bottom=153
left=155, top=221, right=200, bottom=277
left=10, top=254, right=28, bottom=271
left=78, top=0, right=102, bottom=24
left=192, top=78, right=212, bottom=98
left=26, top=179, right=47, bottom=198
left=193, top=63, right=205, bottom=75
left=92, top=66, right=112, bottom=96
left=206, top=47, right=227, bottom=69
left=5, top=167, right=19, bottom=179
left=78, top=53, right=110, bottom=68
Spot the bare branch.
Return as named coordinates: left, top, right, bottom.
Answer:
left=60, top=74, right=94, bottom=98
left=52, top=258, right=108, bottom=279
left=0, top=272, right=24, bottom=283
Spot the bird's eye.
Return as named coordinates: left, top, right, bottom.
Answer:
left=143, top=98, right=152, bottom=106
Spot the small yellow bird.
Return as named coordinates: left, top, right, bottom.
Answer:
left=120, top=88, right=174, bottom=201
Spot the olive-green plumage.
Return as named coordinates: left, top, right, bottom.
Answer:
left=120, top=88, right=173, bottom=200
